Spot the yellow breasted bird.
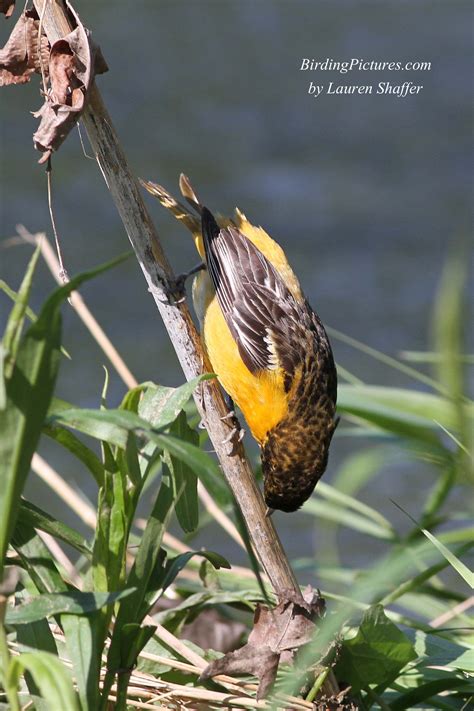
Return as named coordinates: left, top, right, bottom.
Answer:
left=142, top=175, right=338, bottom=512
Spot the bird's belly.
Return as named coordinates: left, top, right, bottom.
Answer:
left=202, top=296, right=288, bottom=443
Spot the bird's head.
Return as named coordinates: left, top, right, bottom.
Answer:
left=261, top=417, right=338, bottom=513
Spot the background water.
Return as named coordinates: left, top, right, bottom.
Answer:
left=1, top=1, right=472, bottom=578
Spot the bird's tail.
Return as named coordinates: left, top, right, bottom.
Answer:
left=140, top=175, right=201, bottom=234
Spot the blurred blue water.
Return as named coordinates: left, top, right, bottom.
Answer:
left=0, top=1, right=472, bottom=576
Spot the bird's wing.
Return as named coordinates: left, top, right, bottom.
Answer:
left=201, top=207, right=306, bottom=376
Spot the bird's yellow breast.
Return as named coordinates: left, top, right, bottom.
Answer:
left=195, top=273, right=288, bottom=443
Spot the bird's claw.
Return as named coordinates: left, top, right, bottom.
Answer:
left=220, top=410, right=236, bottom=421
left=221, top=423, right=245, bottom=454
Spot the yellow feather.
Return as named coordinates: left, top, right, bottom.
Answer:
left=202, top=293, right=288, bottom=443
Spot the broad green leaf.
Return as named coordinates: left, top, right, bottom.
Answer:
left=6, top=589, right=136, bottom=624
left=138, top=375, right=214, bottom=429
left=0, top=253, right=130, bottom=579
left=47, top=407, right=146, bottom=449
left=335, top=604, right=417, bottom=693
left=2, top=244, right=40, bottom=380
left=15, top=588, right=57, bottom=655
left=18, top=500, right=91, bottom=557
left=7, top=651, right=80, bottom=711
left=165, top=411, right=199, bottom=533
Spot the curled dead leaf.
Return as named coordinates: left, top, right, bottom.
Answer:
left=0, top=1, right=15, bottom=19
left=0, top=9, right=49, bottom=86
left=200, top=587, right=326, bottom=700
left=33, top=17, right=108, bottom=163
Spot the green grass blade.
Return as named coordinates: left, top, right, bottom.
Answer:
left=5, top=590, right=136, bottom=625
left=2, top=244, right=41, bottom=380
left=7, top=651, right=80, bottom=711
left=390, top=678, right=470, bottom=710
left=0, top=279, right=37, bottom=326
left=316, top=481, right=394, bottom=531
left=165, top=411, right=199, bottom=533
left=432, top=243, right=472, bottom=475
left=43, top=423, right=105, bottom=487
left=18, top=500, right=91, bottom=557
left=393, top=502, right=474, bottom=588
left=305, top=498, right=395, bottom=540
left=420, top=528, right=473, bottom=588
left=339, top=384, right=472, bottom=437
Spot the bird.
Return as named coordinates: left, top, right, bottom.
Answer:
left=142, top=175, right=338, bottom=512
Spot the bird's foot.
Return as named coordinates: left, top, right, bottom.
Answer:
left=220, top=410, right=235, bottom=421
left=221, top=425, right=245, bottom=446
left=265, top=506, right=275, bottom=517
left=160, top=262, right=206, bottom=305
left=221, top=419, right=245, bottom=455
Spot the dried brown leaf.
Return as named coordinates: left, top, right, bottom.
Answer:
left=201, top=588, right=326, bottom=699
left=0, top=9, right=48, bottom=86
left=200, top=644, right=280, bottom=701
left=0, top=1, right=15, bottom=19
left=33, top=18, right=108, bottom=163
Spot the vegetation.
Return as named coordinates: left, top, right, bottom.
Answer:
left=0, top=239, right=472, bottom=711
